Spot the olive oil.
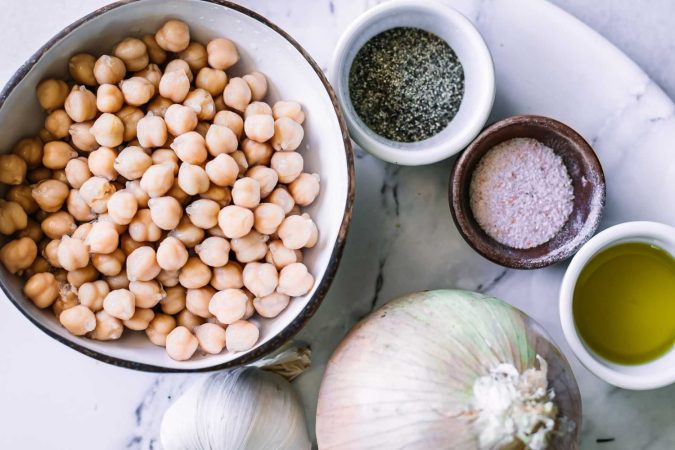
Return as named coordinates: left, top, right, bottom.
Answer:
left=573, top=242, right=675, bottom=365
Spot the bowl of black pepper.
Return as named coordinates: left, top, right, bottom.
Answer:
left=329, top=0, right=495, bottom=165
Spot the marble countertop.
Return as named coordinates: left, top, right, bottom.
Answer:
left=1, top=1, right=675, bottom=449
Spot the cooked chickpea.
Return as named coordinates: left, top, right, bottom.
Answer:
left=165, top=326, right=198, bottom=360
left=113, top=146, right=150, bottom=180
left=87, top=145, right=117, bottom=179
left=243, top=295, right=255, bottom=319
left=69, top=121, right=98, bottom=151
left=105, top=270, right=130, bottom=290
left=120, top=77, right=155, bottom=106
left=64, top=85, right=97, bottom=122
left=225, top=320, right=259, bottom=352
left=179, top=256, right=211, bottom=289
left=271, top=152, right=303, bottom=184
left=137, top=114, right=167, bottom=148
left=42, top=141, right=76, bottom=170
left=278, top=214, right=314, bottom=250
left=67, top=264, right=98, bottom=288
left=146, top=196, right=183, bottom=231
left=271, top=117, right=304, bottom=151
left=60, top=305, right=96, bottom=336
left=43, top=239, right=61, bottom=268
left=208, top=288, right=247, bottom=325
left=116, top=105, right=145, bottom=141
left=267, top=187, right=295, bottom=215
left=17, top=220, right=42, bottom=244
left=63, top=157, right=91, bottom=189
left=153, top=237, right=188, bottom=273
left=204, top=37, right=238, bottom=70
left=172, top=131, right=207, bottom=164
left=139, top=163, right=174, bottom=197
left=122, top=308, right=154, bottom=331
left=194, top=323, right=226, bottom=354
left=194, top=236, right=230, bottom=267
left=142, top=34, right=167, bottom=64
left=273, top=100, right=305, bottom=124
left=94, top=55, right=126, bottom=84
left=177, top=162, right=209, bottom=195
left=125, top=180, right=149, bottom=209
left=148, top=148, right=176, bottom=173
left=52, top=169, right=68, bottom=184
left=155, top=19, right=190, bottom=52
left=36, top=78, right=69, bottom=110
left=210, top=261, right=243, bottom=290
left=67, top=53, right=96, bottom=85
left=253, top=292, right=289, bottom=318
left=0, top=154, right=27, bottom=185
left=126, top=246, right=161, bottom=281
left=184, top=89, right=216, bottom=121
left=290, top=173, right=321, bottom=206
left=161, top=285, right=185, bottom=314
left=157, top=269, right=179, bottom=288
left=241, top=138, right=272, bottom=167
left=201, top=155, right=237, bottom=190
left=147, top=96, right=173, bottom=117
left=129, top=280, right=165, bottom=309
left=92, top=248, right=125, bottom=276
left=85, top=221, right=119, bottom=254
left=13, top=137, right=43, bottom=169
left=145, top=313, right=176, bottom=346
left=57, top=235, right=89, bottom=271
left=27, top=167, right=52, bottom=184
left=96, top=84, right=124, bottom=113
left=113, top=37, right=149, bottom=71
left=231, top=177, right=261, bottom=208
left=243, top=72, right=267, bottom=101
left=78, top=280, right=110, bottom=312
left=90, top=310, right=124, bottom=341
left=242, top=262, right=278, bottom=298
left=164, top=106, right=197, bottom=138
left=278, top=262, right=314, bottom=297
left=80, top=176, right=115, bottom=213
left=133, top=62, right=161, bottom=89
left=7, top=185, right=36, bottom=215
left=253, top=203, right=285, bottom=235
left=169, top=217, right=205, bottom=248
left=91, top=114, right=124, bottom=148
left=247, top=166, right=279, bottom=198
left=32, top=179, right=69, bottom=212
left=222, top=77, right=251, bottom=112
left=213, top=110, right=244, bottom=138
left=127, top=209, right=162, bottom=243
left=44, top=109, right=72, bottom=139
left=266, top=240, right=300, bottom=270
left=120, top=233, right=143, bottom=256
left=103, top=288, right=135, bottom=321
left=175, top=41, right=206, bottom=71
left=195, top=67, right=227, bottom=96
left=244, top=114, right=274, bottom=143
left=201, top=184, right=231, bottom=207
left=207, top=225, right=226, bottom=238
left=176, top=308, right=205, bottom=331
left=105, top=190, right=138, bottom=226
left=71, top=222, right=92, bottom=240
left=203, top=126, right=236, bottom=159
left=24, top=272, right=59, bottom=308
left=230, top=231, right=268, bottom=263
left=186, top=286, right=215, bottom=318
left=67, top=190, right=95, bottom=222
left=218, top=205, right=254, bottom=239
left=0, top=200, right=27, bottom=235
left=243, top=102, right=270, bottom=120
left=52, top=284, right=78, bottom=317
left=160, top=69, right=191, bottom=104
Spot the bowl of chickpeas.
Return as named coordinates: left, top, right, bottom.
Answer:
left=0, top=0, right=354, bottom=370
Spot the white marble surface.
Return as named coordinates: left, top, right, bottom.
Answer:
left=1, top=1, right=675, bottom=449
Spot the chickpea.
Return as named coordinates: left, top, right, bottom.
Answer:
left=176, top=41, right=206, bottom=71
left=179, top=199, right=216, bottom=231
left=157, top=269, right=178, bottom=288
left=231, top=177, right=261, bottom=209
left=254, top=292, right=290, bottom=319
left=102, top=288, right=135, bottom=321
left=271, top=117, right=304, bottom=151
left=44, top=109, right=72, bottom=139
left=127, top=209, right=161, bottom=243
left=112, top=146, right=150, bottom=180
left=195, top=121, right=209, bottom=136
left=17, top=222, right=42, bottom=246
left=52, top=169, right=69, bottom=184
left=185, top=286, right=215, bottom=319
left=136, top=114, right=167, bottom=148
left=94, top=55, right=126, bottom=84
left=252, top=203, right=284, bottom=235
left=230, top=231, right=268, bottom=263
left=144, top=313, right=175, bottom=346
left=166, top=58, right=193, bottom=80
left=92, top=248, right=125, bottom=276
left=32, top=179, right=69, bottom=212
left=116, top=105, right=145, bottom=141
left=0, top=154, right=26, bottom=185
left=201, top=185, right=231, bottom=207
left=78, top=280, right=110, bottom=312
left=120, top=77, right=155, bottom=106
left=202, top=127, right=236, bottom=160
left=243, top=295, right=255, bottom=319
left=241, top=138, right=272, bottom=167
left=185, top=91, right=215, bottom=123
left=147, top=96, right=173, bottom=118
left=105, top=190, right=138, bottom=226
left=177, top=163, right=209, bottom=195
left=146, top=196, right=183, bottom=231
left=207, top=288, right=246, bottom=325
left=155, top=19, right=190, bottom=52
left=164, top=326, right=198, bottom=360
left=278, top=262, right=314, bottom=297
left=68, top=121, right=98, bottom=152
left=169, top=217, right=205, bottom=248
left=27, top=167, right=52, bottom=184
left=278, top=214, right=314, bottom=250
left=291, top=173, right=321, bottom=206
left=142, top=34, right=167, bottom=65
left=91, top=115, right=124, bottom=148
left=213, top=110, right=244, bottom=138
left=36, top=78, right=69, bottom=110
left=42, top=141, right=76, bottom=170
left=217, top=205, right=253, bottom=239
left=243, top=72, right=268, bottom=102
left=271, top=152, right=303, bottom=184
left=179, top=256, right=211, bottom=289
left=157, top=69, right=191, bottom=104
left=157, top=286, right=184, bottom=315
left=90, top=310, right=124, bottom=341
left=207, top=225, right=226, bottom=238
left=125, top=180, right=150, bottom=209
left=243, top=114, right=274, bottom=143
left=129, top=280, right=165, bottom=309
left=222, top=77, right=251, bottom=112
left=67, top=264, right=98, bottom=288
left=266, top=240, right=300, bottom=270
left=177, top=310, right=204, bottom=331
left=66, top=53, right=96, bottom=86
left=139, top=163, right=174, bottom=197
left=119, top=233, right=143, bottom=255
left=206, top=38, right=239, bottom=70
left=80, top=176, right=115, bottom=213
left=52, top=285, right=78, bottom=318
left=199, top=156, right=237, bottom=191
left=105, top=271, right=130, bottom=290
left=93, top=84, right=123, bottom=113
left=12, top=137, right=43, bottom=169
left=62, top=158, right=90, bottom=190
left=112, top=37, right=148, bottom=71
left=57, top=235, right=89, bottom=271
left=148, top=148, right=176, bottom=173
left=192, top=236, right=229, bottom=268
left=24, top=256, right=51, bottom=278
left=214, top=95, right=226, bottom=112
left=64, top=85, right=97, bottom=123
left=72, top=222, right=93, bottom=240
left=43, top=239, right=61, bottom=268
left=210, top=262, right=243, bottom=290
left=121, top=308, right=154, bottom=331
left=23, top=272, right=58, bottom=308
left=163, top=106, right=197, bottom=138
left=84, top=221, right=119, bottom=254
left=225, top=320, right=259, bottom=352
left=242, top=262, right=278, bottom=298
left=59, top=305, right=96, bottom=336
left=172, top=131, right=207, bottom=164
left=243, top=102, right=270, bottom=120
left=86, top=146, right=117, bottom=180
left=273, top=100, right=305, bottom=124
left=0, top=200, right=27, bottom=235
left=192, top=323, right=225, bottom=354
left=266, top=189, right=294, bottom=216
left=6, top=185, right=36, bottom=215
left=247, top=166, right=278, bottom=198
left=66, top=190, right=95, bottom=222
left=195, top=67, right=227, bottom=97
left=126, top=246, right=161, bottom=282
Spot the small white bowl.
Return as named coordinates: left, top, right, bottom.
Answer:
left=559, top=221, right=675, bottom=390
left=329, top=0, right=495, bottom=165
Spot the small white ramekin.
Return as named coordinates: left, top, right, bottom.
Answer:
left=329, top=0, right=495, bottom=165
left=559, top=221, right=675, bottom=390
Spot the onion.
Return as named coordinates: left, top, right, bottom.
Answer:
left=316, top=290, right=581, bottom=450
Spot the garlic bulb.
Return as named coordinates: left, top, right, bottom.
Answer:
left=316, top=290, right=582, bottom=450
left=161, top=346, right=311, bottom=450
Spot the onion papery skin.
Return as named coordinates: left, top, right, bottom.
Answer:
left=316, top=290, right=581, bottom=450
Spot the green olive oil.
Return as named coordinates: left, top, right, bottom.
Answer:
left=573, top=242, right=675, bottom=365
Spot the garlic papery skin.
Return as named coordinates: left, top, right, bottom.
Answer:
left=469, top=356, right=558, bottom=450
left=161, top=367, right=311, bottom=450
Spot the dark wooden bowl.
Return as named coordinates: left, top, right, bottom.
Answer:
left=449, top=115, right=605, bottom=269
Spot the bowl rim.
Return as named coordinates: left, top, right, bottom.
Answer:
left=328, top=0, right=495, bottom=166
left=559, top=221, right=675, bottom=390
left=449, top=114, right=606, bottom=269
left=0, top=0, right=355, bottom=373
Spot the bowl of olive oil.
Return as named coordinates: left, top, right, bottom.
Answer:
left=560, top=221, right=675, bottom=390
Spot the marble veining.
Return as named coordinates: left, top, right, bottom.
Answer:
left=1, top=1, right=675, bottom=449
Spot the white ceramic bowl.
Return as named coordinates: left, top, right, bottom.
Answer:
left=0, top=0, right=354, bottom=371
left=329, top=0, right=495, bottom=165
left=559, top=221, right=675, bottom=390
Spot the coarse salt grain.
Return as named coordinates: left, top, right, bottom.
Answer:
left=469, top=138, right=574, bottom=249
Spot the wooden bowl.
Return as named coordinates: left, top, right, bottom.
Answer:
left=449, top=115, right=605, bottom=269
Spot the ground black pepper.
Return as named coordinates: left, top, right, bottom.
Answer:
left=349, top=27, right=464, bottom=143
